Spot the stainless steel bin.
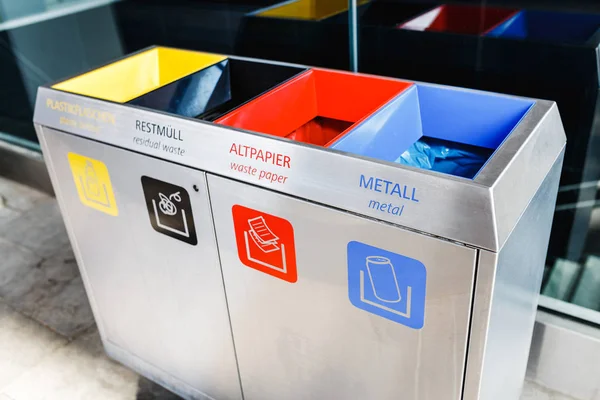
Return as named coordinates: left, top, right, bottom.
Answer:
left=33, top=46, right=566, bottom=400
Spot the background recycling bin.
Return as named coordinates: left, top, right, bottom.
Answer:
left=110, top=0, right=280, bottom=55
left=34, top=46, right=566, bottom=400
left=236, top=0, right=358, bottom=69
left=345, top=1, right=600, bottom=267
left=480, top=10, right=600, bottom=264
left=346, top=2, right=518, bottom=88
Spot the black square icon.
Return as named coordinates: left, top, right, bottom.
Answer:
left=141, top=176, right=197, bottom=245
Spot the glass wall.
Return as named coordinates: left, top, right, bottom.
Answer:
left=0, top=0, right=355, bottom=146
left=2, top=0, right=600, bottom=325
left=346, top=0, right=600, bottom=326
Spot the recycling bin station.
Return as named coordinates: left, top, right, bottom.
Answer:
left=33, top=46, right=566, bottom=400
left=481, top=9, right=600, bottom=263
left=236, top=0, right=359, bottom=69
left=110, top=0, right=279, bottom=55
left=347, top=2, right=519, bottom=87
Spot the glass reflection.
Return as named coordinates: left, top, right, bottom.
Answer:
left=351, top=0, right=600, bottom=321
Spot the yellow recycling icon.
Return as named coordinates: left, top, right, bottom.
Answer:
left=68, top=152, right=118, bottom=216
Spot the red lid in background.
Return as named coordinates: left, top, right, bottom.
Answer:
left=398, top=5, right=519, bottom=35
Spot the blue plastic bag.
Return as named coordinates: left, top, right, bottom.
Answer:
left=396, top=137, right=491, bottom=179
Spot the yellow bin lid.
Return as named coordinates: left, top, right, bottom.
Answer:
left=52, top=47, right=226, bottom=103
left=258, top=0, right=368, bottom=21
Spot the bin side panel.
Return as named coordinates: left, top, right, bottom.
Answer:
left=417, top=84, right=534, bottom=150
left=463, top=153, right=563, bottom=400
left=312, top=69, right=411, bottom=123
left=37, top=127, right=242, bottom=400
left=129, top=60, right=231, bottom=118
left=327, top=84, right=424, bottom=161
left=481, top=103, right=565, bottom=250
left=216, top=70, right=317, bottom=137
left=208, top=174, right=477, bottom=400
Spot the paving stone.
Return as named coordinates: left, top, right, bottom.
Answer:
left=0, top=198, right=69, bottom=258
left=521, top=380, right=581, bottom=400
left=0, top=238, right=42, bottom=289
left=0, top=243, right=93, bottom=339
left=0, top=300, right=67, bottom=391
left=0, top=196, right=20, bottom=221
left=136, top=377, right=183, bottom=400
left=2, top=327, right=139, bottom=400
left=0, top=177, right=47, bottom=213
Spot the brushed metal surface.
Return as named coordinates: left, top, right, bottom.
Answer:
left=478, top=102, right=566, bottom=249
left=33, top=52, right=568, bottom=400
left=104, top=341, right=217, bottom=400
left=33, top=78, right=566, bottom=252
left=33, top=86, right=494, bottom=249
left=207, top=173, right=477, bottom=400
left=464, top=154, right=563, bottom=400
left=37, top=126, right=242, bottom=400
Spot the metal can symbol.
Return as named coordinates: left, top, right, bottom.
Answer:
left=366, top=256, right=402, bottom=303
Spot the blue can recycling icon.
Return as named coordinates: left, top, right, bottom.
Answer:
left=347, top=241, right=426, bottom=329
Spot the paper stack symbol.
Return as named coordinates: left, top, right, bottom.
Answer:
left=248, top=216, right=281, bottom=253
left=233, top=205, right=297, bottom=283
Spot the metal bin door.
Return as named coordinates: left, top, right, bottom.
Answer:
left=38, top=127, right=242, bottom=400
left=207, top=173, right=477, bottom=400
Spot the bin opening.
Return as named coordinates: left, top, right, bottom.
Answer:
left=397, top=137, right=494, bottom=179
left=198, top=59, right=308, bottom=121
left=128, top=58, right=306, bottom=120
left=486, top=10, right=600, bottom=43
left=329, top=84, right=535, bottom=178
left=215, top=69, right=413, bottom=147
left=286, top=116, right=353, bottom=146
left=255, top=0, right=361, bottom=21
left=52, top=47, right=226, bottom=103
left=398, top=5, right=518, bottom=35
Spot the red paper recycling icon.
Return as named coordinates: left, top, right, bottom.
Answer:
left=232, top=205, right=297, bottom=283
